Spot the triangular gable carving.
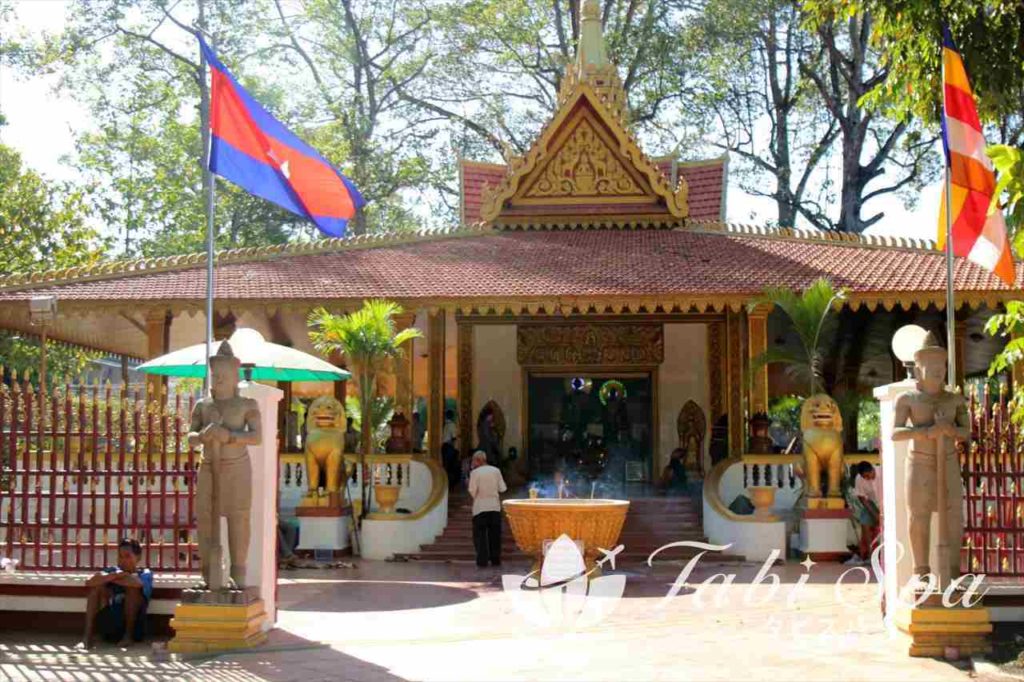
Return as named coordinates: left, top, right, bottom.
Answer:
left=518, top=111, right=650, bottom=201
left=479, top=84, right=688, bottom=225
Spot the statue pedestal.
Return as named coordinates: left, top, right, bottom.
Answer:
left=894, top=600, right=992, bottom=657
left=798, top=509, right=851, bottom=561
left=296, top=505, right=351, bottom=552
left=168, top=588, right=268, bottom=654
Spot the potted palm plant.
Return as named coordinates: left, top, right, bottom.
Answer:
left=309, top=300, right=422, bottom=522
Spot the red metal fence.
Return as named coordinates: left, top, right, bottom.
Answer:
left=1, top=377, right=199, bottom=573
left=961, top=385, right=1024, bottom=577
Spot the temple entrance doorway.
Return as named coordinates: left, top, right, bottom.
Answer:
left=525, top=371, right=654, bottom=497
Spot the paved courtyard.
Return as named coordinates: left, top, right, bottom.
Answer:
left=0, top=559, right=987, bottom=681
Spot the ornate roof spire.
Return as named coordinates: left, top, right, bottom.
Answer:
left=577, top=0, right=609, bottom=71
left=559, top=0, right=629, bottom=123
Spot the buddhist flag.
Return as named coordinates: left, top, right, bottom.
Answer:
left=198, top=36, right=364, bottom=238
left=938, top=27, right=1014, bottom=285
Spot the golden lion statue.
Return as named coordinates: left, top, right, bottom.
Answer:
left=800, top=393, right=844, bottom=499
left=303, top=396, right=346, bottom=505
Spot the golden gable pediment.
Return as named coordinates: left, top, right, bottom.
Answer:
left=479, top=85, right=688, bottom=225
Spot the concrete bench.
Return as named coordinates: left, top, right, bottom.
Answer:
left=0, top=571, right=194, bottom=634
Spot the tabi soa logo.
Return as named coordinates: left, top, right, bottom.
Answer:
left=502, top=534, right=626, bottom=629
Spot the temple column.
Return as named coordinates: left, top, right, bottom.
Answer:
left=394, top=312, right=417, bottom=419
left=747, top=305, right=770, bottom=416
left=428, top=310, right=446, bottom=460
left=954, top=318, right=967, bottom=388
left=457, top=318, right=474, bottom=461
left=725, top=308, right=746, bottom=454
left=144, top=309, right=172, bottom=402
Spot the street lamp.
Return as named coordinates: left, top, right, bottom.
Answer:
left=28, top=296, right=57, bottom=390
left=892, top=324, right=928, bottom=380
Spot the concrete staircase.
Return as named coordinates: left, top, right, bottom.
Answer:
left=396, top=490, right=745, bottom=565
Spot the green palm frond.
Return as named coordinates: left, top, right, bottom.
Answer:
left=308, top=299, right=424, bottom=368
left=752, top=278, right=846, bottom=395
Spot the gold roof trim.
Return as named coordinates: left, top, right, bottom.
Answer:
left=689, top=220, right=937, bottom=252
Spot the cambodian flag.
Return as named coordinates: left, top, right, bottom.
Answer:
left=198, top=36, right=364, bottom=238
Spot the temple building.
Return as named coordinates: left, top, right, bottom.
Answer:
left=0, top=0, right=1016, bottom=498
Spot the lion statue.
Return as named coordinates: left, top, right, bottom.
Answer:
left=303, top=396, right=346, bottom=504
left=800, top=393, right=844, bottom=499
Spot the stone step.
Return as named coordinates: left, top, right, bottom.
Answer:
left=401, top=548, right=745, bottom=563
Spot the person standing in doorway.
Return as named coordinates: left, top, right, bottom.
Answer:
left=468, top=450, right=506, bottom=567
left=344, top=416, right=360, bottom=454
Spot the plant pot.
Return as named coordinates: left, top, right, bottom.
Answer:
left=748, top=486, right=777, bottom=520
left=373, top=484, right=401, bottom=513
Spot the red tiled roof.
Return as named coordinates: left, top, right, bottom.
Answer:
left=461, top=162, right=507, bottom=225
left=679, top=162, right=726, bottom=221
left=0, top=227, right=1014, bottom=306
left=459, top=156, right=725, bottom=224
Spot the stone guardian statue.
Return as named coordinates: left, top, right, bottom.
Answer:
left=892, top=332, right=968, bottom=588
left=188, top=342, right=262, bottom=590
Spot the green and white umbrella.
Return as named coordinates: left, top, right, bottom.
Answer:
left=137, top=328, right=350, bottom=382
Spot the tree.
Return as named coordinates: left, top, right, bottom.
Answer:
left=690, top=0, right=936, bottom=232
left=686, top=0, right=838, bottom=228
left=750, top=277, right=847, bottom=396
left=413, top=0, right=703, bottom=163
left=800, top=13, right=938, bottom=232
left=308, top=300, right=422, bottom=522
left=18, top=0, right=436, bottom=249
left=0, top=140, right=102, bottom=383
left=803, top=0, right=1024, bottom=145
left=267, top=0, right=447, bottom=233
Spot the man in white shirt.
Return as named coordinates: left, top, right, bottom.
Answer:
left=468, top=450, right=507, bottom=567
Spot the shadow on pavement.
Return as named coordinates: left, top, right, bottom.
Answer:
left=0, top=629, right=410, bottom=682
left=279, top=579, right=480, bottom=612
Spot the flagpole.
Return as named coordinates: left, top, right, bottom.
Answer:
left=944, top=167, right=956, bottom=386
left=941, top=39, right=957, bottom=388
left=199, top=36, right=216, bottom=394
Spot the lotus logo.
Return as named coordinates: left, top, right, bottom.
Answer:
left=502, top=534, right=626, bottom=629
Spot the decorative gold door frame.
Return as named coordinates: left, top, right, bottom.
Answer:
left=520, top=364, right=660, bottom=482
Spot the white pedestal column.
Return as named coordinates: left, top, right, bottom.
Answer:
left=240, top=381, right=283, bottom=629
left=874, top=379, right=916, bottom=630
left=798, top=512, right=851, bottom=559
left=296, top=513, right=351, bottom=551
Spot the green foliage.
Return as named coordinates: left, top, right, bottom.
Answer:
left=0, top=143, right=102, bottom=275
left=0, top=333, right=95, bottom=388
left=750, top=278, right=847, bottom=395
left=768, top=394, right=803, bottom=442
left=985, top=300, right=1024, bottom=376
left=803, top=0, right=1024, bottom=142
left=989, top=144, right=1024, bottom=247
left=857, top=398, right=880, bottom=451
left=345, top=394, right=396, bottom=451
left=984, top=300, right=1024, bottom=424
left=0, top=141, right=101, bottom=384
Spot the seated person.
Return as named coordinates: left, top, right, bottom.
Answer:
left=80, top=538, right=153, bottom=649
left=659, top=448, right=688, bottom=492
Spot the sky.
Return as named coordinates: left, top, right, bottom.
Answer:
left=0, top=0, right=944, bottom=244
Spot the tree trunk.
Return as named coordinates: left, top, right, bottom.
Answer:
left=359, top=372, right=374, bottom=521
